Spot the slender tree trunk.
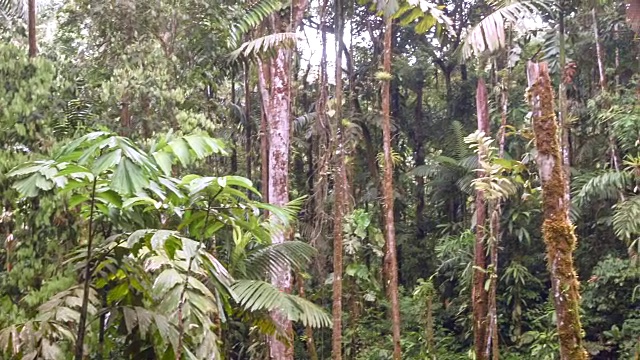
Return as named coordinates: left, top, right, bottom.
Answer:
left=244, top=62, right=253, bottom=184
left=486, top=206, right=499, bottom=360
left=309, top=0, right=331, bottom=276
left=526, top=62, right=587, bottom=360
left=381, top=15, right=402, bottom=360
left=231, top=72, right=238, bottom=174
left=490, top=75, right=509, bottom=360
left=257, top=54, right=272, bottom=203
left=473, top=77, right=490, bottom=360
left=592, top=8, right=607, bottom=90
left=615, top=23, right=620, bottom=87
left=28, top=0, right=37, bottom=57
left=558, top=8, right=571, bottom=216
left=413, top=80, right=426, bottom=234
left=297, top=276, right=319, bottom=360
left=332, top=0, right=345, bottom=357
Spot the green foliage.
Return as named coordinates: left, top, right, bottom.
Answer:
left=1, top=131, right=329, bottom=358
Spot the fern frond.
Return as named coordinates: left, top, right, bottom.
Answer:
left=574, top=171, right=632, bottom=208
left=444, top=121, right=469, bottom=160
left=613, top=195, right=640, bottom=243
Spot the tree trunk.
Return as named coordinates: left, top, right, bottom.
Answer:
left=256, top=2, right=308, bottom=358
left=488, top=75, right=510, bottom=360
left=413, top=80, right=426, bottom=235
left=297, top=276, right=319, bottom=360
left=332, top=0, right=345, bottom=357
left=526, top=62, right=587, bottom=360
left=592, top=8, right=607, bottom=90
left=244, top=62, right=252, bottom=184
left=558, top=8, right=571, bottom=215
left=231, top=72, right=238, bottom=174
left=473, top=77, right=490, bottom=360
left=28, top=0, right=37, bottom=57
left=381, top=15, right=402, bottom=360
left=260, top=48, right=294, bottom=360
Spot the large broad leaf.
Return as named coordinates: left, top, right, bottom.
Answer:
left=111, top=158, right=150, bottom=195
left=92, top=149, right=122, bottom=175
left=231, top=280, right=331, bottom=328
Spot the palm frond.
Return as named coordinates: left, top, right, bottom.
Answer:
left=460, top=1, right=546, bottom=60
left=230, top=0, right=284, bottom=45
left=231, top=280, right=331, bottom=328
left=0, top=0, right=24, bottom=22
left=229, top=32, right=297, bottom=61
left=241, top=241, right=317, bottom=280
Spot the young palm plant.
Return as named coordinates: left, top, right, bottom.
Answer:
left=1, top=131, right=330, bottom=359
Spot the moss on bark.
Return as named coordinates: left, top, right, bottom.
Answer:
left=527, top=62, right=588, bottom=360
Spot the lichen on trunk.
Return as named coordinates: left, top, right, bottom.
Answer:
left=526, top=62, right=587, bottom=360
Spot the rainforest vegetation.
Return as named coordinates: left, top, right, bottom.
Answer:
left=1, top=0, right=640, bottom=359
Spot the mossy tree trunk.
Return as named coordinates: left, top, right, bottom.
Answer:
left=526, top=62, right=587, bottom=360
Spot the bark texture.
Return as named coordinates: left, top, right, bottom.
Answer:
left=332, top=0, right=345, bottom=357
left=28, top=0, right=37, bottom=57
left=526, top=62, right=587, bottom=360
left=473, top=77, right=490, bottom=360
left=255, top=2, right=308, bottom=358
left=381, top=16, right=402, bottom=360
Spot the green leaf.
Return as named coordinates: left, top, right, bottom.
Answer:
left=169, top=138, right=191, bottom=166
left=95, top=190, right=123, bottom=208
left=153, top=151, right=174, bottom=176
left=184, top=135, right=211, bottom=159
left=111, top=158, right=150, bottom=195
left=107, top=282, right=130, bottom=304
left=154, top=268, right=183, bottom=293
left=92, top=149, right=122, bottom=175
left=13, top=173, right=44, bottom=197
left=151, top=230, right=174, bottom=250
left=69, top=194, right=90, bottom=207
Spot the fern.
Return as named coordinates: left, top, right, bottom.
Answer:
left=447, top=120, right=469, bottom=161
left=573, top=171, right=631, bottom=208
left=613, top=195, right=640, bottom=243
